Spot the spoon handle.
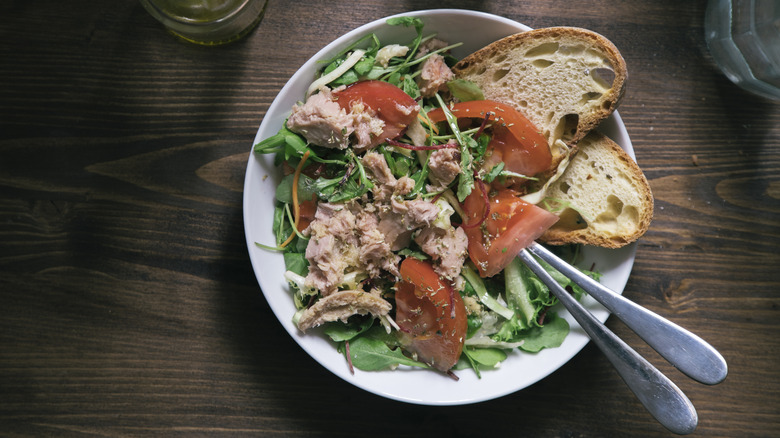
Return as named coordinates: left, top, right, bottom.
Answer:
left=526, top=242, right=728, bottom=386
left=518, top=249, right=698, bottom=435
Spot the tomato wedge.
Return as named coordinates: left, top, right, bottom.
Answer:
left=333, top=80, right=419, bottom=148
left=427, top=100, right=552, bottom=178
left=461, top=186, right=559, bottom=278
left=395, top=258, right=467, bottom=372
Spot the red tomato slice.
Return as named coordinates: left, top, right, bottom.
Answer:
left=296, top=199, right=317, bottom=233
left=334, top=80, right=419, bottom=148
left=395, top=258, right=467, bottom=372
left=461, top=187, right=559, bottom=278
left=483, top=126, right=550, bottom=181
left=427, top=100, right=551, bottom=177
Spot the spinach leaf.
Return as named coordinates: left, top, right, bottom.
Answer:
left=517, top=312, right=570, bottom=353
left=275, top=173, right=316, bottom=204
left=464, top=347, right=507, bottom=368
left=345, top=336, right=428, bottom=371
left=283, top=252, right=308, bottom=277
left=323, top=317, right=374, bottom=342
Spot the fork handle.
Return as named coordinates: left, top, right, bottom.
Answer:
left=519, top=250, right=698, bottom=435
left=527, top=242, right=728, bottom=386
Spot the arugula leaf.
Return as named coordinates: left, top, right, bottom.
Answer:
left=386, top=16, right=424, bottom=29
left=400, top=75, right=421, bottom=100
left=310, top=149, right=375, bottom=202
left=354, top=56, right=376, bottom=76
left=472, top=133, right=490, bottom=164
left=482, top=162, right=505, bottom=184
left=380, top=17, right=425, bottom=80
left=386, top=17, right=424, bottom=57
left=316, top=174, right=367, bottom=202
left=253, top=132, right=285, bottom=154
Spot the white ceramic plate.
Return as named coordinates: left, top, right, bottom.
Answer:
left=243, top=9, right=636, bottom=406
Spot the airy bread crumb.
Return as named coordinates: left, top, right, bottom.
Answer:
left=539, top=131, right=653, bottom=248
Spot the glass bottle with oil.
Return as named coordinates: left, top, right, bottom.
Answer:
left=141, top=0, right=269, bottom=45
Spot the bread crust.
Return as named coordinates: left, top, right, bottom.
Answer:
left=538, top=131, right=653, bottom=248
left=453, top=26, right=628, bottom=161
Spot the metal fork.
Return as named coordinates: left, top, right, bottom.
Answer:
left=518, top=244, right=727, bottom=435
left=525, top=242, right=728, bottom=385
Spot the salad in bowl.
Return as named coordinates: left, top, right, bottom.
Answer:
left=243, top=10, right=636, bottom=405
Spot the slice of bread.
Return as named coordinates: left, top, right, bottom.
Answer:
left=537, top=131, right=653, bottom=248
left=452, top=27, right=628, bottom=168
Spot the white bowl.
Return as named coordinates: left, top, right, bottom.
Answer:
left=243, top=9, right=636, bottom=406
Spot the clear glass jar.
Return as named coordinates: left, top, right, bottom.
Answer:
left=704, top=0, right=780, bottom=100
left=140, top=0, right=268, bottom=46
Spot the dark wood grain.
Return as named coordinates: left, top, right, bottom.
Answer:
left=2, top=0, right=779, bottom=436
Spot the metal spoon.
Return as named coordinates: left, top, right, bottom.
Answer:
left=518, top=249, right=698, bottom=435
left=526, top=242, right=728, bottom=386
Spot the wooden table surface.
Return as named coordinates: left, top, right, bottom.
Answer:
left=2, top=1, right=779, bottom=436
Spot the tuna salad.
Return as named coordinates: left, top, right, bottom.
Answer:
left=253, top=17, right=598, bottom=377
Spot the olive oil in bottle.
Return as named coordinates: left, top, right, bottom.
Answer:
left=140, top=0, right=268, bottom=45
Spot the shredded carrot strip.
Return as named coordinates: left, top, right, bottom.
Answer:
left=279, top=150, right=311, bottom=248
left=418, top=112, right=439, bottom=135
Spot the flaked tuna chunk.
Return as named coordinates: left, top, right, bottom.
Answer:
left=305, top=202, right=360, bottom=295
left=297, top=290, right=392, bottom=332
left=362, top=151, right=417, bottom=201
left=417, top=53, right=454, bottom=98
left=379, top=198, right=439, bottom=251
left=287, top=87, right=352, bottom=149
left=427, top=146, right=461, bottom=189
left=394, top=176, right=415, bottom=196
left=311, top=202, right=357, bottom=241
left=304, top=200, right=405, bottom=294
left=414, top=225, right=469, bottom=280
left=359, top=229, right=400, bottom=278
left=287, top=87, right=384, bottom=151
left=362, top=151, right=396, bottom=202
left=356, top=209, right=400, bottom=278
left=362, top=151, right=396, bottom=185
left=391, top=197, right=439, bottom=226
left=349, top=101, right=386, bottom=151
left=305, top=233, right=349, bottom=296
